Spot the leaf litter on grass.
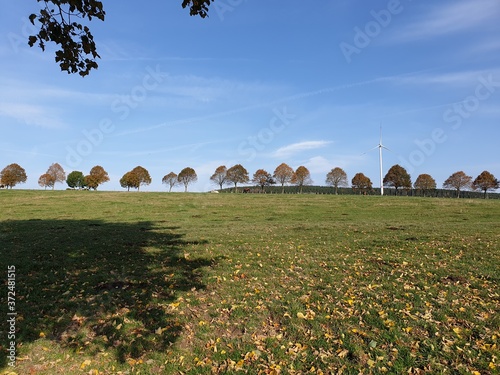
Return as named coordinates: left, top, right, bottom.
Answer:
left=0, top=192, right=498, bottom=374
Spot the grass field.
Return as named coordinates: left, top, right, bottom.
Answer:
left=0, top=190, right=499, bottom=374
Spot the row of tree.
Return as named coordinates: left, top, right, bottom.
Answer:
left=0, top=162, right=498, bottom=198
left=328, top=165, right=499, bottom=199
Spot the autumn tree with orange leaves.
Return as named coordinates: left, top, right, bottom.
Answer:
left=326, top=167, right=348, bottom=195
left=39, top=173, right=56, bottom=190
left=45, top=163, right=66, bottom=190
left=414, top=174, right=436, bottom=197
left=292, top=166, right=312, bottom=194
left=383, top=164, right=412, bottom=194
left=274, top=163, right=294, bottom=193
left=226, top=164, right=249, bottom=193
left=210, top=166, right=228, bottom=190
left=472, top=171, right=499, bottom=199
left=162, top=172, right=179, bottom=192
left=178, top=167, right=198, bottom=192
left=0, top=163, right=27, bottom=189
left=84, top=165, right=110, bottom=190
left=120, top=166, right=151, bottom=191
left=252, top=169, right=274, bottom=193
left=443, top=171, right=472, bottom=198
left=352, top=173, right=372, bottom=194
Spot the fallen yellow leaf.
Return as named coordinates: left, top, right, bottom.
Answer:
left=297, top=312, right=306, bottom=319
left=338, top=349, right=349, bottom=358
left=80, top=359, right=91, bottom=369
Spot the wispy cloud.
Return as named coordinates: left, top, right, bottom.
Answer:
left=389, top=70, right=495, bottom=87
left=0, top=103, right=65, bottom=129
left=391, top=0, right=500, bottom=42
left=303, top=154, right=366, bottom=175
left=273, top=141, right=332, bottom=158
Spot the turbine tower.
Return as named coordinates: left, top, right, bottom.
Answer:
left=364, top=126, right=390, bottom=196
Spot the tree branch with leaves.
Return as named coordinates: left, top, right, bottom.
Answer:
left=27, top=0, right=213, bottom=76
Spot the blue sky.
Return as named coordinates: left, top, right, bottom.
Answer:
left=1, top=0, right=499, bottom=192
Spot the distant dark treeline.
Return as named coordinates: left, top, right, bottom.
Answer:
left=220, top=186, right=500, bottom=199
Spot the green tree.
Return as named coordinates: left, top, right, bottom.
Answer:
left=0, top=163, right=28, bottom=189
left=326, top=167, right=348, bottom=195
left=226, top=164, right=249, bottom=193
left=210, top=166, right=228, bottom=190
left=84, top=165, right=110, bottom=190
left=292, top=166, right=313, bottom=194
left=383, top=164, right=412, bottom=195
left=351, top=173, right=372, bottom=194
left=443, top=171, right=472, bottom=198
left=178, top=167, right=198, bottom=192
left=414, top=174, right=436, bottom=197
left=252, top=169, right=274, bottom=193
left=162, top=172, right=179, bottom=192
left=273, top=163, right=294, bottom=194
left=66, top=171, right=86, bottom=189
left=27, top=0, right=212, bottom=76
left=46, top=163, right=66, bottom=190
left=472, top=171, right=499, bottom=199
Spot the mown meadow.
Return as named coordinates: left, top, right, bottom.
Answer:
left=0, top=191, right=499, bottom=374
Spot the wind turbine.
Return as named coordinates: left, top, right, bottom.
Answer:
left=363, top=126, right=390, bottom=196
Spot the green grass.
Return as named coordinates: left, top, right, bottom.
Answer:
left=0, top=190, right=499, bottom=374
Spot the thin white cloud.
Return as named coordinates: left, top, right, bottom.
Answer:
left=386, top=68, right=500, bottom=89
left=305, top=155, right=365, bottom=175
left=467, top=39, right=500, bottom=55
left=304, top=156, right=332, bottom=175
left=273, top=141, right=332, bottom=158
left=392, top=0, right=500, bottom=42
left=0, top=103, right=65, bottom=129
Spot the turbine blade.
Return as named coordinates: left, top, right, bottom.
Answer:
left=361, top=145, right=380, bottom=155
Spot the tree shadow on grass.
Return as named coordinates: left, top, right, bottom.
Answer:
left=0, top=219, right=215, bottom=367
